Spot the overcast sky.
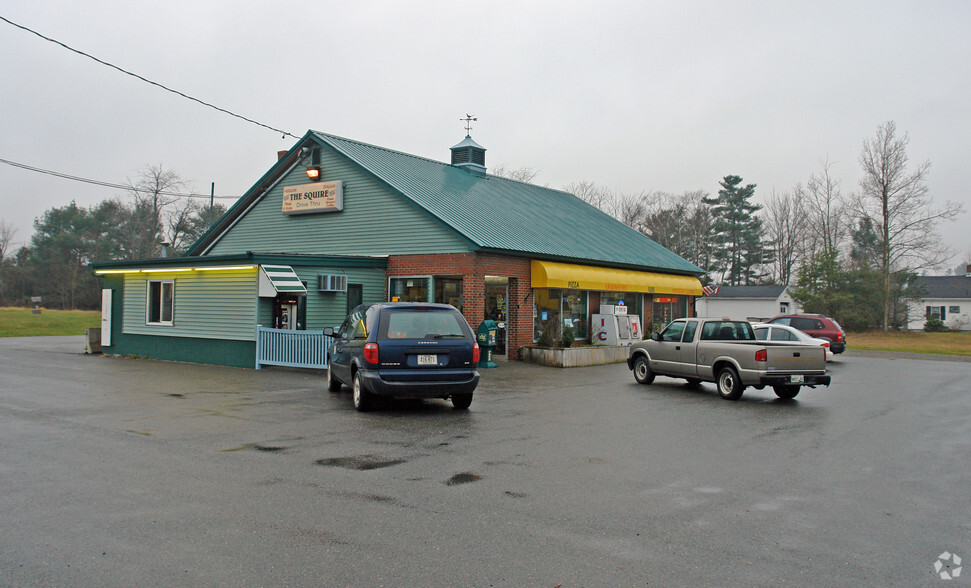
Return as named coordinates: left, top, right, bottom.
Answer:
left=2, top=1, right=968, bottom=268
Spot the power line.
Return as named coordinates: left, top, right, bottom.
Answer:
left=0, top=157, right=240, bottom=200
left=0, top=14, right=299, bottom=140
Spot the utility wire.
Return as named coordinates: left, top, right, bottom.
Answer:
left=0, top=14, right=299, bottom=140
left=0, top=157, right=240, bottom=200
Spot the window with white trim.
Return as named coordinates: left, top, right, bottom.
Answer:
left=147, top=280, right=174, bottom=325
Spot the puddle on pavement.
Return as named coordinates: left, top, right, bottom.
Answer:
left=315, top=455, right=406, bottom=470
left=446, top=472, right=481, bottom=485
left=220, top=443, right=289, bottom=453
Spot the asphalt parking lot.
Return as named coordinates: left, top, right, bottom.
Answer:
left=1, top=336, right=969, bottom=586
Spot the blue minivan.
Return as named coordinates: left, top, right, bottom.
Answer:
left=325, top=303, right=480, bottom=411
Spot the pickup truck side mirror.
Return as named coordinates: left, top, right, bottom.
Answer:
left=323, top=327, right=336, bottom=337
left=651, top=332, right=660, bottom=341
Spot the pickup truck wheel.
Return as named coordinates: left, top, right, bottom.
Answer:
left=352, top=371, right=372, bottom=412
left=716, top=366, right=744, bottom=400
left=633, top=356, right=655, bottom=385
left=327, top=364, right=342, bottom=392
left=773, top=385, right=800, bottom=399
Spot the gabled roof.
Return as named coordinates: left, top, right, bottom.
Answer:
left=709, top=285, right=788, bottom=299
left=191, top=131, right=702, bottom=276
left=914, top=276, right=971, bottom=299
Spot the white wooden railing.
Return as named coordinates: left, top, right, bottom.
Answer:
left=255, top=326, right=333, bottom=370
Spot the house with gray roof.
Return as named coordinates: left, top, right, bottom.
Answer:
left=906, top=269, right=971, bottom=331
left=694, top=285, right=801, bottom=322
left=91, top=130, right=703, bottom=367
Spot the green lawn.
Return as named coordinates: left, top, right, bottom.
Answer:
left=847, top=330, right=971, bottom=357
left=0, top=307, right=101, bottom=337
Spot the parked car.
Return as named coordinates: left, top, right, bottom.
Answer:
left=627, top=318, right=831, bottom=400
left=753, top=323, right=833, bottom=361
left=766, top=314, right=846, bottom=354
left=325, top=303, right=480, bottom=411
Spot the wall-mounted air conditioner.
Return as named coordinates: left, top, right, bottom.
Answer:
left=317, top=274, right=347, bottom=292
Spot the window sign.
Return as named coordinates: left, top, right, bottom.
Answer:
left=533, top=288, right=588, bottom=341
left=389, top=277, right=430, bottom=302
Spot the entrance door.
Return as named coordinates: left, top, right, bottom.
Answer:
left=484, top=277, right=509, bottom=355
left=347, top=284, right=363, bottom=314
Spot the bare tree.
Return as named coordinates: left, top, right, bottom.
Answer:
left=124, top=164, right=191, bottom=258
left=798, top=158, right=847, bottom=258
left=641, top=190, right=714, bottom=277
left=564, top=180, right=614, bottom=212
left=854, top=120, right=965, bottom=331
left=0, top=219, right=16, bottom=261
left=762, top=189, right=807, bottom=284
left=609, top=191, right=650, bottom=231
left=491, top=164, right=539, bottom=183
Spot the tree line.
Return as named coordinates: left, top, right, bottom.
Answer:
left=2, top=121, right=965, bottom=332
left=562, top=121, right=965, bottom=331
left=0, top=165, right=225, bottom=311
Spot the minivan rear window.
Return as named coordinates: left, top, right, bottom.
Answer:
left=378, top=309, right=472, bottom=340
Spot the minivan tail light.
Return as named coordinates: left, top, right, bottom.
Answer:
left=363, top=342, right=379, bottom=364
left=472, top=341, right=480, bottom=364
left=755, top=349, right=767, bottom=362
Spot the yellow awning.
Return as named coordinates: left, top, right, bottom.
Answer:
left=531, top=260, right=702, bottom=296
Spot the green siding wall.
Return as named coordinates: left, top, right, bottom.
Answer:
left=293, top=265, right=386, bottom=329
left=122, top=269, right=259, bottom=341
left=206, top=145, right=468, bottom=256
left=111, top=333, right=256, bottom=369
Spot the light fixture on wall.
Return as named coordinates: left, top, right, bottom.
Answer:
left=305, top=166, right=321, bottom=180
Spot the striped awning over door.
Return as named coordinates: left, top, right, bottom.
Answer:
left=258, top=265, right=307, bottom=297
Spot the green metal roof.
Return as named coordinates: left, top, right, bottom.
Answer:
left=189, top=130, right=702, bottom=275
left=310, top=131, right=702, bottom=275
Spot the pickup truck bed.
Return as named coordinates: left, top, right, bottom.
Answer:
left=627, top=318, right=831, bottom=400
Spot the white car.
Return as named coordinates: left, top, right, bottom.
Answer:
left=752, top=323, right=833, bottom=362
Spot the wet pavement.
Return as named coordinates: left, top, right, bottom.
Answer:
left=1, top=336, right=969, bottom=586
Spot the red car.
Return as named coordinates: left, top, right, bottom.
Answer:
left=766, top=314, right=846, bottom=354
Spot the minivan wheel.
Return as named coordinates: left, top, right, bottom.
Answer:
left=352, top=371, right=372, bottom=412
left=716, top=366, right=744, bottom=400
left=451, top=393, right=473, bottom=410
left=327, top=365, right=342, bottom=392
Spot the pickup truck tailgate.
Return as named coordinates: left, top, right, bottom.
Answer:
left=765, top=345, right=826, bottom=371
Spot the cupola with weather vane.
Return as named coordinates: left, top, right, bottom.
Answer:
left=450, top=114, right=487, bottom=176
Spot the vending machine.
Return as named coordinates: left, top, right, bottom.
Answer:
left=592, top=304, right=641, bottom=346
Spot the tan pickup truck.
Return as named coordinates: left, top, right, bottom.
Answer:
left=627, top=318, right=831, bottom=400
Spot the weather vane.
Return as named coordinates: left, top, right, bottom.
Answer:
left=461, top=114, right=477, bottom=136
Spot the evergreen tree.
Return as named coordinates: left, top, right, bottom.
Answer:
left=703, top=175, right=765, bottom=285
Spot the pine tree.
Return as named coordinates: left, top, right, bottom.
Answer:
left=703, top=175, right=765, bottom=285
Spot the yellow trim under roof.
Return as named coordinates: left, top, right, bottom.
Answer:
left=531, top=260, right=702, bottom=295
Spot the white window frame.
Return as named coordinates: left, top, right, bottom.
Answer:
left=146, top=279, right=175, bottom=325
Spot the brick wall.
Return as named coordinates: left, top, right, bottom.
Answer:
left=387, top=253, right=533, bottom=359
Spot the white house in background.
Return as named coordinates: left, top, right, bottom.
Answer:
left=694, top=285, right=801, bottom=322
left=906, top=267, right=971, bottom=332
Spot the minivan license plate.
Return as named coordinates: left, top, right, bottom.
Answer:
left=417, top=354, right=437, bottom=366
left=790, top=374, right=804, bottom=383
